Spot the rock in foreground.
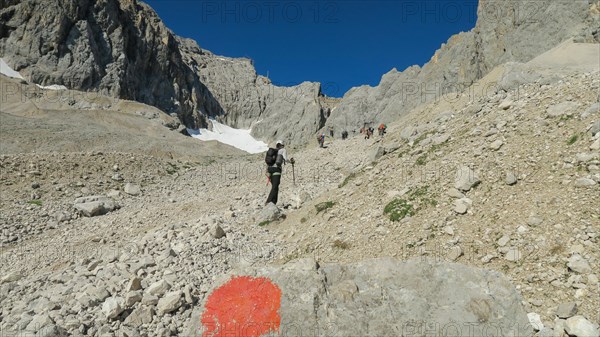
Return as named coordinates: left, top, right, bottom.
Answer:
left=185, top=258, right=532, bottom=336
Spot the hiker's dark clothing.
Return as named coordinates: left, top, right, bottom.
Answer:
left=266, top=166, right=282, bottom=204
left=266, top=148, right=288, bottom=205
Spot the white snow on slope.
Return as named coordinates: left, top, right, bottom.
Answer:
left=188, top=120, right=268, bottom=154
left=0, top=58, right=24, bottom=79
left=36, top=84, right=68, bottom=90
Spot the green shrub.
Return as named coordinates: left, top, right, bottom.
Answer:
left=415, top=154, right=428, bottom=166
left=383, top=198, right=414, bottom=222
left=28, top=200, right=42, bottom=206
left=315, top=201, right=335, bottom=213
left=258, top=220, right=271, bottom=227
left=300, top=217, right=307, bottom=224
left=567, top=134, right=578, bottom=145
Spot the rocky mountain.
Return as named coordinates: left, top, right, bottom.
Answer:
left=177, top=37, right=325, bottom=145
left=2, top=0, right=596, bottom=145
left=0, top=0, right=326, bottom=144
left=0, top=0, right=224, bottom=128
left=327, top=0, right=600, bottom=133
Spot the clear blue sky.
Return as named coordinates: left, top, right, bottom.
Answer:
left=145, top=0, right=478, bottom=97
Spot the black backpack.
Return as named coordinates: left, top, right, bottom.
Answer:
left=265, top=148, right=278, bottom=166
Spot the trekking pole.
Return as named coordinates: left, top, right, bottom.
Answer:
left=292, top=162, right=296, bottom=186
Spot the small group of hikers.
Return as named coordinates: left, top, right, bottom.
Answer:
left=360, top=123, right=386, bottom=139
left=265, top=124, right=385, bottom=204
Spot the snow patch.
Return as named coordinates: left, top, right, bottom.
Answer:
left=188, top=120, right=268, bottom=154
left=0, top=58, right=24, bottom=80
left=36, top=84, right=68, bottom=91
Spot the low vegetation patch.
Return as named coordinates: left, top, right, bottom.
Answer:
left=166, top=162, right=179, bottom=175
left=407, top=185, right=438, bottom=207
left=315, top=201, right=335, bottom=213
left=300, top=217, right=308, bottom=224
left=258, top=220, right=271, bottom=227
left=415, top=154, right=428, bottom=166
left=384, top=185, right=438, bottom=222
left=28, top=200, right=42, bottom=206
left=384, top=198, right=414, bottom=222
left=567, top=134, right=578, bottom=145
left=332, top=239, right=350, bottom=249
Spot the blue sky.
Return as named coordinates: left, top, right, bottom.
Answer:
left=145, top=0, right=478, bottom=97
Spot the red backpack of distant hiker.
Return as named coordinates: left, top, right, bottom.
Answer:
left=265, top=148, right=278, bottom=166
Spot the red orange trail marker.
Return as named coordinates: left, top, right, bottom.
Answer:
left=201, top=276, right=282, bottom=337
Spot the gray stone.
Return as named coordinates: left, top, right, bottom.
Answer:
left=142, top=294, right=159, bottom=306
left=185, top=258, right=532, bottom=337
left=489, top=139, right=504, bottom=151
left=73, top=196, right=118, bottom=217
left=384, top=143, right=401, bottom=154
left=574, top=178, right=596, bottom=187
left=556, top=302, right=577, bottom=319
left=446, top=188, right=465, bottom=199
left=576, top=153, right=598, bottom=163
left=1, top=271, right=22, bottom=284
left=124, top=183, right=141, bottom=196
left=581, top=102, right=599, bottom=118
left=369, top=146, right=386, bottom=161
left=547, top=102, right=579, bottom=117
left=126, top=277, right=143, bottom=291
left=455, top=166, right=480, bottom=192
left=124, top=306, right=154, bottom=327
left=505, top=172, right=518, bottom=185
left=539, top=327, right=554, bottom=337
left=505, top=248, right=522, bottom=262
left=146, top=280, right=170, bottom=296
left=499, top=100, right=513, bottom=110
left=210, top=224, right=226, bottom=239
left=528, top=216, right=543, bottom=226
left=554, top=319, right=568, bottom=337
left=567, top=255, right=592, bottom=274
left=432, top=134, right=450, bottom=145
left=157, top=290, right=182, bottom=315
left=528, top=312, right=544, bottom=331
left=454, top=198, right=471, bottom=215
left=565, top=316, right=599, bottom=337
left=102, top=297, right=125, bottom=319
left=25, top=314, right=54, bottom=332
left=498, top=235, right=511, bottom=247
left=125, top=291, right=143, bottom=308
left=447, top=246, right=463, bottom=261
left=590, top=120, right=600, bottom=136
left=258, top=202, right=282, bottom=223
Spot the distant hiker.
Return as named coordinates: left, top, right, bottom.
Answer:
left=378, top=123, right=387, bottom=136
left=329, top=126, right=334, bottom=138
left=342, top=131, right=348, bottom=140
left=319, top=134, right=326, bottom=148
left=265, top=140, right=293, bottom=205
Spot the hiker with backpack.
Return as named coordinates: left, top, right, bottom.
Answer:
left=318, top=134, right=325, bottom=148
left=378, top=123, right=387, bottom=136
left=265, top=140, right=294, bottom=205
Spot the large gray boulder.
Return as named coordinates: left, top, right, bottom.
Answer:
left=73, top=196, right=118, bottom=217
left=184, top=258, right=532, bottom=336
